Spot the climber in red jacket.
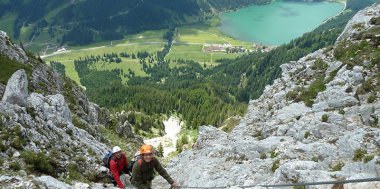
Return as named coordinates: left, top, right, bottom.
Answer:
left=109, top=146, right=129, bottom=188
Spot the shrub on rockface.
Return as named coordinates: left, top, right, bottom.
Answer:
left=0, top=125, right=26, bottom=151
left=331, top=161, right=345, bottom=171
left=322, top=114, right=329, bottom=122
left=21, top=151, right=59, bottom=177
left=352, top=149, right=367, bottom=162
left=303, top=77, right=326, bottom=107
left=311, top=58, right=328, bottom=71
left=286, top=77, right=327, bottom=107
left=67, top=163, right=84, bottom=182
left=9, top=161, right=21, bottom=171
left=0, top=54, right=32, bottom=85
left=334, top=31, right=380, bottom=70
left=271, top=159, right=280, bottom=172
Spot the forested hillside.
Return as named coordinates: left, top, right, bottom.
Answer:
left=0, top=0, right=269, bottom=46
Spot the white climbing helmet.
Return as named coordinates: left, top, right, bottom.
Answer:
left=112, top=146, right=121, bottom=154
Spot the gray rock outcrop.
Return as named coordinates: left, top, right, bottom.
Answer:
left=0, top=69, right=117, bottom=188
left=1, top=69, right=28, bottom=107
left=0, top=31, right=29, bottom=64
left=337, top=3, right=380, bottom=42
left=27, top=92, right=72, bottom=125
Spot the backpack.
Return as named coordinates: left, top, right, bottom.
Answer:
left=127, top=154, right=141, bottom=173
left=102, top=151, right=113, bottom=169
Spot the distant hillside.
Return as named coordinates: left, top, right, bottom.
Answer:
left=0, top=0, right=269, bottom=46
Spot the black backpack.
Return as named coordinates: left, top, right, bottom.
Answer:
left=102, top=151, right=113, bottom=169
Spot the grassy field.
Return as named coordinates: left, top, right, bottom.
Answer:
left=54, top=60, right=81, bottom=85
left=43, top=17, right=251, bottom=84
left=90, top=59, right=149, bottom=84
left=177, top=18, right=254, bottom=47
left=167, top=17, right=252, bottom=66
left=167, top=43, right=239, bottom=67
left=44, top=43, right=164, bottom=61
left=43, top=36, right=165, bottom=85
left=44, top=30, right=165, bottom=84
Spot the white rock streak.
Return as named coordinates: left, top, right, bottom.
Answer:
left=144, top=116, right=182, bottom=156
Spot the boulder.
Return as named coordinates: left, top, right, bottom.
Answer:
left=88, top=102, right=100, bottom=125
left=27, top=93, right=72, bottom=125
left=275, top=103, right=311, bottom=123
left=38, top=176, right=74, bottom=189
left=2, top=69, right=28, bottom=107
left=313, top=87, right=358, bottom=110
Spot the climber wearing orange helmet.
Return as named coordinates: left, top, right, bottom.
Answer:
left=131, top=144, right=179, bottom=189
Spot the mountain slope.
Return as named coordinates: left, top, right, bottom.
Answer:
left=156, top=4, right=380, bottom=188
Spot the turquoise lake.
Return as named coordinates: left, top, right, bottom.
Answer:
left=218, top=0, right=345, bottom=45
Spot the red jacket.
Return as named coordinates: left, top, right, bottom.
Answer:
left=110, top=153, right=129, bottom=188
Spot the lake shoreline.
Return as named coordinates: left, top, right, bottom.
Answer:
left=321, top=0, right=347, bottom=25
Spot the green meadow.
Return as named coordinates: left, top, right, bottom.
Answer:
left=167, top=18, right=252, bottom=66
left=43, top=18, right=251, bottom=85
left=43, top=42, right=164, bottom=85
left=90, top=59, right=148, bottom=84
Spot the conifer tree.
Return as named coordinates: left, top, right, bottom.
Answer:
left=157, top=142, right=164, bottom=157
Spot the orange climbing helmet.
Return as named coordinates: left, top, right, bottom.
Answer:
left=140, top=144, right=152, bottom=155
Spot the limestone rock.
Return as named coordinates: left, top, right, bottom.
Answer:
left=27, top=93, right=72, bottom=125
left=1, top=69, right=28, bottom=106
left=31, top=64, right=64, bottom=95
left=0, top=31, right=29, bottom=64
left=0, top=83, right=6, bottom=99
left=337, top=4, right=380, bottom=42
left=38, top=176, right=74, bottom=189
left=88, top=102, right=100, bottom=125
left=275, top=103, right=311, bottom=122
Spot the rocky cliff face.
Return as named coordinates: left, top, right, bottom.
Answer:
left=0, top=31, right=29, bottom=64
left=0, top=32, right=142, bottom=188
left=157, top=4, right=380, bottom=189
